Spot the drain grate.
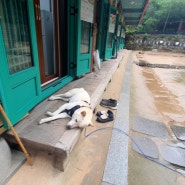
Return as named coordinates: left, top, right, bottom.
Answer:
left=132, top=116, right=169, bottom=138
left=132, top=134, right=159, bottom=159
left=171, top=125, right=185, bottom=141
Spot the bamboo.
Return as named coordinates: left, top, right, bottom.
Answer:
left=0, top=104, right=33, bottom=166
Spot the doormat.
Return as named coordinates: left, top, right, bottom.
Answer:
left=132, top=116, right=169, bottom=138
left=160, top=144, right=185, bottom=168
left=132, top=134, right=159, bottom=159
left=171, top=125, right=185, bottom=141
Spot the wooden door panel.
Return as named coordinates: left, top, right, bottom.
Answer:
left=34, top=0, right=59, bottom=85
left=0, top=0, right=41, bottom=125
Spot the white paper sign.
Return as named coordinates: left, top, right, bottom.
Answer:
left=121, top=30, right=125, bottom=38
left=117, top=25, right=121, bottom=36
left=81, top=0, right=94, bottom=23
left=109, top=13, right=116, bottom=33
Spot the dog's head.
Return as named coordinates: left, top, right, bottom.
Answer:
left=66, top=108, right=94, bottom=129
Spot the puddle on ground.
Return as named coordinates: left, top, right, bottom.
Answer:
left=142, top=68, right=185, bottom=115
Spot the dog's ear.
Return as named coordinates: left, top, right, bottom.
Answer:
left=88, top=122, right=94, bottom=127
left=81, top=111, right=86, bottom=117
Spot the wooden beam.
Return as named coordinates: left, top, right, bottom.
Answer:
left=139, top=0, right=150, bottom=24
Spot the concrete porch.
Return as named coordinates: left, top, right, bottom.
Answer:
left=5, top=50, right=126, bottom=171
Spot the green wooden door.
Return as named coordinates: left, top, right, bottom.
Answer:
left=105, top=6, right=117, bottom=59
left=77, top=0, right=94, bottom=76
left=0, top=0, right=41, bottom=126
left=96, top=0, right=110, bottom=61
left=77, top=20, right=93, bottom=76
left=67, top=0, right=94, bottom=77
left=67, top=0, right=78, bottom=77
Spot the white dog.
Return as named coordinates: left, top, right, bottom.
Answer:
left=39, top=88, right=94, bottom=129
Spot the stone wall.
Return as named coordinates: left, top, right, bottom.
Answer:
left=125, top=34, right=185, bottom=53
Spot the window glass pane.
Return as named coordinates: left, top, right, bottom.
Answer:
left=40, top=0, right=56, bottom=76
left=107, top=32, right=113, bottom=48
left=0, top=0, right=33, bottom=74
left=80, top=21, right=90, bottom=54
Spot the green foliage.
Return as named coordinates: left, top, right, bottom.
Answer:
left=125, top=25, right=137, bottom=34
left=174, top=34, right=182, bottom=41
left=143, top=33, right=149, bottom=41
left=136, top=25, right=144, bottom=32
left=143, top=17, right=158, bottom=32
left=136, top=0, right=185, bottom=33
left=160, top=34, right=166, bottom=38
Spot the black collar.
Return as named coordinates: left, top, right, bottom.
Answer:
left=63, top=105, right=81, bottom=117
left=62, top=105, right=91, bottom=117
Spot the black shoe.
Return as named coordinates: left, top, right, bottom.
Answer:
left=96, top=110, right=114, bottom=123
left=101, top=98, right=117, bottom=104
left=96, top=116, right=114, bottom=123
left=96, top=110, right=106, bottom=117
left=100, top=99, right=118, bottom=109
left=96, top=110, right=114, bottom=117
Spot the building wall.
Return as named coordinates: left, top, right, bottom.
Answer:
left=0, top=0, right=125, bottom=128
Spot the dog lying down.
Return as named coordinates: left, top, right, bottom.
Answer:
left=39, top=88, right=94, bottom=129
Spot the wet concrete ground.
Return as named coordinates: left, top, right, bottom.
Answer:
left=129, top=51, right=185, bottom=185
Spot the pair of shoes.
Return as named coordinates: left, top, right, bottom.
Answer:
left=96, top=110, right=114, bottom=123
left=100, top=99, right=118, bottom=109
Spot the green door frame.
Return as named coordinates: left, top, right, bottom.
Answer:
left=96, top=1, right=120, bottom=61
left=105, top=6, right=118, bottom=59
left=67, top=0, right=94, bottom=77
left=0, top=0, right=96, bottom=127
left=96, top=0, right=110, bottom=61
left=77, top=20, right=93, bottom=76
left=0, top=0, right=41, bottom=126
left=40, top=0, right=76, bottom=99
left=0, top=0, right=75, bottom=127
left=67, top=0, right=78, bottom=77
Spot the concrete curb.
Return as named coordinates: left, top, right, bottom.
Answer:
left=101, top=51, right=132, bottom=185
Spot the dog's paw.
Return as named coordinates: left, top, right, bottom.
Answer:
left=38, top=119, right=45, bottom=125
left=48, top=96, right=56, bottom=101
left=46, top=111, right=54, bottom=116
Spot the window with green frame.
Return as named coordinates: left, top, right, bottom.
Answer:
left=80, top=21, right=91, bottom=54
left=0, top=0, right=33, bottom=74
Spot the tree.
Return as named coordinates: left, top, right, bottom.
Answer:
left=136, top=0, right=185, bottom=33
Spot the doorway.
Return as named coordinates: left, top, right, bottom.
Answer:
left=34, top=0, right=67, bottom=86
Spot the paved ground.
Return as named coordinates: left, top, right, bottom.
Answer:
left=129, top=51, right=185, bottom=185
left=6, top=50, right=185, bottom=185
